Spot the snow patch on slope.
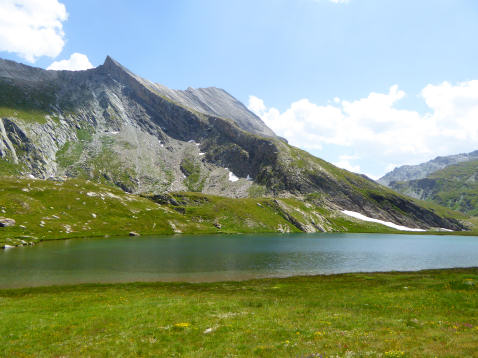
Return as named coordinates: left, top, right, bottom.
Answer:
left=341, top=210, right=426, bottom=232
left=227, top=170, right=239, bottom=182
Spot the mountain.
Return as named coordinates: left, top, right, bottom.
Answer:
left=388, top=159, right=478, bottom=215
left=0, top=56, right=465, bottom=231
left=379, top=150, right=478, bottom=186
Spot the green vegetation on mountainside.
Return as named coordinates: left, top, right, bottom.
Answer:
left=0, top=159, right=24, bottom=176
left=0, top=81, right=57, bottom=124
left=1, top=268, right=477, bottom=357
left=180, top=157, right=205, bottom=192
left=55, top=127, right=93, bottom=168
left=429, top=159, right=478, bottom=181
left=281, top=145, right=466, bottom=226
left=0, top=177, right=404, bottom=247
left=0, top=107, right=50, bottom=124
left=391, top=159, right=478, bottom=216
left=411, top=198, right=468, bottom=221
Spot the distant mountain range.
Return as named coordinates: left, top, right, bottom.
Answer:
left=379, top=151, right=478, bottom=215
left=0, top=56, right=465, bottom=231
left=379, top=150, right=478, bottom=186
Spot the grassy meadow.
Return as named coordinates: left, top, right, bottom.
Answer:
left=1, top=268, right=477, bottom=357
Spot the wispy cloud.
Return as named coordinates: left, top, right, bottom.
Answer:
left=334, top=155, right=361, bottom=173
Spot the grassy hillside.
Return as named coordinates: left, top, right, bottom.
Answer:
left=391, top=160, right=478, bottom=215
left=409, top=198, right=468, bottom=222
left=0, top=176, right=405, bottom=247
left=1, top=268, right=477, bottom=357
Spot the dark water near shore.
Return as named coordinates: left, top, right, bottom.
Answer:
left=1, top=233, right=478, bottom=288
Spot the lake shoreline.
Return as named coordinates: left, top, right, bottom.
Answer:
left=2, top=226, right=477, bottom=251
left=1, top=266, right=478, bottom=292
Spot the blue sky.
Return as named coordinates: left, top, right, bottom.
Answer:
left=1, top=0, right=478, bottom=178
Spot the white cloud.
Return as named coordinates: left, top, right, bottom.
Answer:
left=47, top=53, right=93, bottom=71
left=0, top=0, right=68, bottom=62
left=334, top=155, right=360, bottom=173
left=385, top=163, right=398, bottom=173
left=247, top=95, right=267, bottom=115
left=248, top=80, right=478, bottom=177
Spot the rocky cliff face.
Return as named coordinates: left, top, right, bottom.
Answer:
left=0, top=56, right=466, bottom=231
left=153, top=85, right=276, bottom=138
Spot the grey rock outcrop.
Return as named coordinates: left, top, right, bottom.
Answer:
left=0, top=218, right=15, bottom=227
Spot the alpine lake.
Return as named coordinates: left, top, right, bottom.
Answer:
left=1, top=233, right=478, bottom=289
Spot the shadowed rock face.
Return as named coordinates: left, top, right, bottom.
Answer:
left=153, top=85, right=276, bottom=138
left=0, top=56, right=466, bottom=231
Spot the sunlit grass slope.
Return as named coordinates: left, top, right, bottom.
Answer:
left=0, top=176, right=400, bottom=247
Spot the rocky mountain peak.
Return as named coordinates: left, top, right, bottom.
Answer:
left=103, top=56, right=130, bottom=73
left=100, top=55, right=140, bottom=82
left=94, top=57, right=275, bottom=138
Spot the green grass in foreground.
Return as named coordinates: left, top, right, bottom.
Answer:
left=0, top=268, right=477, bottom=357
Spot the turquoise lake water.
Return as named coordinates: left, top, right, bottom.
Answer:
left=1, top=233, right=477, bottom=288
